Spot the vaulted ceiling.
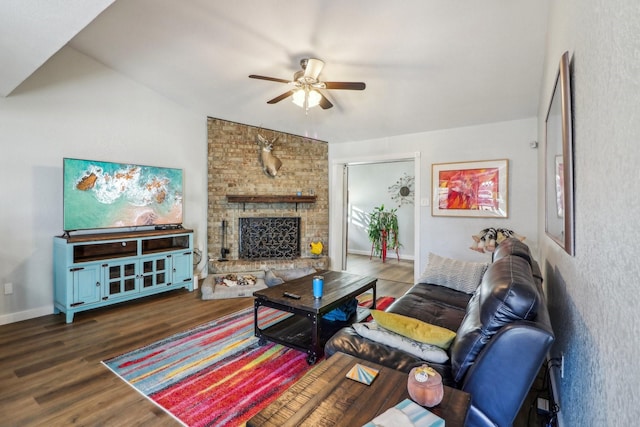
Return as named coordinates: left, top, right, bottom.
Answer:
left=1, top=0, right=549, bottom=143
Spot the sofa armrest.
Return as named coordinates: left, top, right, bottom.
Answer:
left=460, top=321, right=554, bottom=427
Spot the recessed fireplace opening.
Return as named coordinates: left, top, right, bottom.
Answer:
left=239, top=217, right=301, bottom=260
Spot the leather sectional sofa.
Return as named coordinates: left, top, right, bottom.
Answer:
left=325, top=238, right=554, bottom=427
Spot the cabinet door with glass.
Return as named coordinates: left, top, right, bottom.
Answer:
left=103, top=260, right=138, bottom=300
left=140, top=255, right=171, bottom=289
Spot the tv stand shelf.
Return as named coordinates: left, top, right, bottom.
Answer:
left=53, top=229, right=194, bottom=323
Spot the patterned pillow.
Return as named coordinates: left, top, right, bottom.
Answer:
left=352, top=322, right=449, bottom=363
left=418, top=253, right=489, bottom=294
left=214, top=273, right=259, bottom=287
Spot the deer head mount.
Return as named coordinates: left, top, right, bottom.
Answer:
left=256, top=131, right=283, bottom=178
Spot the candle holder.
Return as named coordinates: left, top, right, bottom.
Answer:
left=407, top=365, right=444, bottom=407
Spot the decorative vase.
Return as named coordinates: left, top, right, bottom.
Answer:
left=407, top=365, right=444, bottom=407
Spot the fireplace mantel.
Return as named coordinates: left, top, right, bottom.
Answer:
left=226, top=194, right=316, bottom=211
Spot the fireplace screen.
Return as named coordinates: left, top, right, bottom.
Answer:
left=239, top=217, right=301, bottom=260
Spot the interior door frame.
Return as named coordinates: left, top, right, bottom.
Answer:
left=329, top=151, right=421, bottom=282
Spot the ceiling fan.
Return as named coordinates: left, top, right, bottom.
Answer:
left=249, top=58, right=366, bottom=110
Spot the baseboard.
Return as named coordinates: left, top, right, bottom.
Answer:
left=0, top=305, right=53, bottom=325
left=347, top=249, right=372, bottom=256
left=347, top=249, right=415, bottom=261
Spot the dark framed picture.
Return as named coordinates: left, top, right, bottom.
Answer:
left=545, top=51, right=574, bottom=255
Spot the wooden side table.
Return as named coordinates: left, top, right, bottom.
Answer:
left=247, top=352, right=470, bottom=427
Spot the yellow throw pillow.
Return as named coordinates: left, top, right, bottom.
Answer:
left=370, top=310, right=456, bottom=349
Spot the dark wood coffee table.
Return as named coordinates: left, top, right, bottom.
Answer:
left=253, top=270, right=377, bottom=364
left=247, top=351, right=471, bottom=427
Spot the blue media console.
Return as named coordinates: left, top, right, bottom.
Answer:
left=53, top=229, right=194, bottom=323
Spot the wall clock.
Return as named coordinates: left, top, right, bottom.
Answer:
left=388, top=173, right=415, bottom=206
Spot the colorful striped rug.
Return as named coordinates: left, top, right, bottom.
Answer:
left=102, top=295, right=394, bottom=426
left=356, top=294, right=396, bottom=320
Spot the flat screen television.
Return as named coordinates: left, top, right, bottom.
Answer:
left=63, top=158, right=183, bottom=232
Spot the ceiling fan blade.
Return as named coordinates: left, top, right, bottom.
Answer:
left=324, top=82, right=366, bottom=90
left=303, top=58, right=325, bottom=80
left=318, top=92, right=333, bottom=109
left=249, top=74, right=291, bottom=84
left=267, top=91, right=294, bottom=104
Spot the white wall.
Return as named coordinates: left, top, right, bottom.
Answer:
left=330, top=118, right=538, bottom=281
left=539, top=1, right=640, bottom=425
left=348, top=161, right=415, bottom=259
left=0, top=47, right=207, bottom=324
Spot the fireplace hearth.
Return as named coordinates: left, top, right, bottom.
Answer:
left=239, top=217, right=300, bottom=260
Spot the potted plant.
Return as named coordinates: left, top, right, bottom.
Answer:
left=367, top=204, right=400, bottom=263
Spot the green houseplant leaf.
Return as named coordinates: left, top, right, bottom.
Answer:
left=367, top=204, right=401, bottom=259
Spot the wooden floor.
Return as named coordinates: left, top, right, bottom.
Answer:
left=345, top=253, right=414, bottom=282
left=0, top=256, right=412, bottom=427
left=0, top=256, right=540, bottom=426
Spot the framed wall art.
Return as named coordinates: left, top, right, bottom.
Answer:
left=545, top=51, right=574, bottom=255
left=431, top=159, right=508, bottom=218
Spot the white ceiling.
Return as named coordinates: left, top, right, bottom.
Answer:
left=2, top=0, right=550, bottom=143
left=0, top=0, right=114, bottom=96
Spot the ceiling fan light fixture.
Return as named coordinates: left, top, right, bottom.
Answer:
left=307, top=89, right=321, bottom=107
left=291, top=89, right=305, bottom=107
left=292, top=88, right=321, bottom=109
left=249, top=58, right=364, bottom=111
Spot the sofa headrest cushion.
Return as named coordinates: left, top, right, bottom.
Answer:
left=492, top=237, right=532, bottom=266
left=478, top=256, right=539, bottom=325
left=449, top=255, right=540, bottom=383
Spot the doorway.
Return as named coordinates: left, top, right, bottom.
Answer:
left=329, top=152, right=421, bottom=283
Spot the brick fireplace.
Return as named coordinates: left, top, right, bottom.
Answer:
left=207, top=118, right=330, bottom=274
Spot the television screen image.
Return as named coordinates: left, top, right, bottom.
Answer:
left=63, top=158, right=183, bottom=232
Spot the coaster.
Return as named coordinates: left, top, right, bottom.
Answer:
left=346, top=363, right=379, bottom=385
